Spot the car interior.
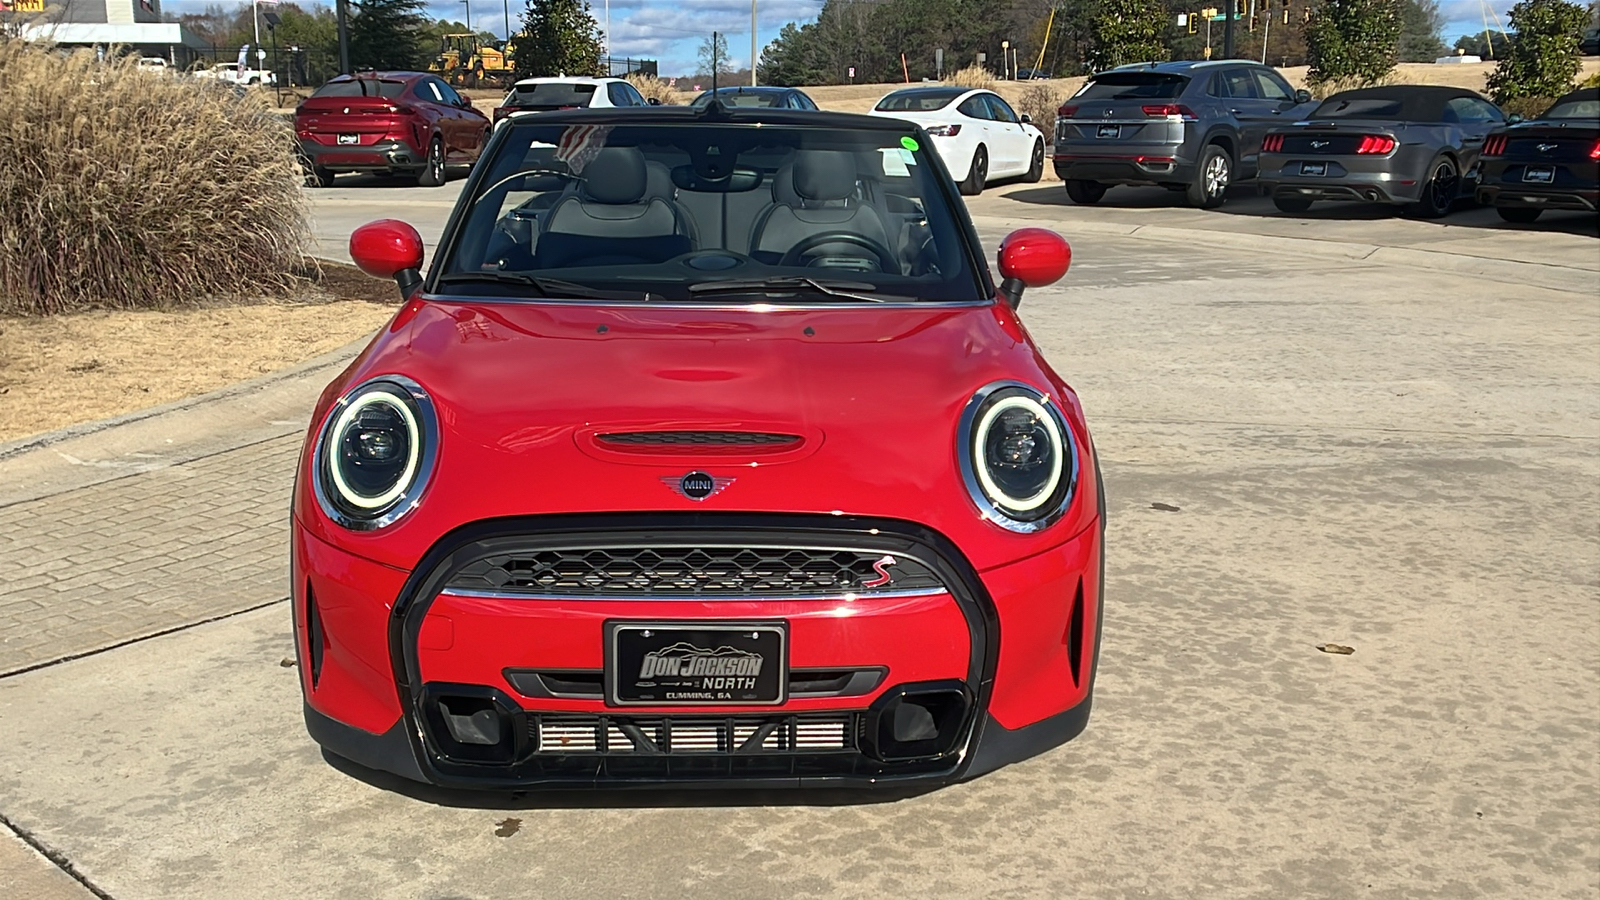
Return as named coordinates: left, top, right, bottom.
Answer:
left=444, top=124, right=977, bottom=300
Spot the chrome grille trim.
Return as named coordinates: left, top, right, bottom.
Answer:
left=532, top=714, right=856, bottom=755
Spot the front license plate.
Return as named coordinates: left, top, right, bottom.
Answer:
left=1300, top=162, right=1327, bottom=176
left=1523, top=166, right=1554, bottom=184
left=607, top=623, right=787, bottom=706
left=337, top=133, right=359, bottom=145
left=1096, top=124, right=1120, bottom=139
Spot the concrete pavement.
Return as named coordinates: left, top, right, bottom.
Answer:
left=0, top=185, right=1595, bottom=899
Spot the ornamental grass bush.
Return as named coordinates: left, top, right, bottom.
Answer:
left=625, top=73, right=682, bottom=105
left=947, top=64, right=997, bottom=90
left=0, top=41, right=308, bottom=316
left=1018, top=83, right=1066, bottom=136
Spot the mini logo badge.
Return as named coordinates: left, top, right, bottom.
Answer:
left=662, top=471, right=734, bottom=501
left=862, top=554, right=898, bottom=588
left=1537, top=143, right=1557, bottom=152
left=1311, top=140, right=1329, bottom=148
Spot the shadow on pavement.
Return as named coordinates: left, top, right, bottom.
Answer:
left=323, top=749, right=939, bottom=809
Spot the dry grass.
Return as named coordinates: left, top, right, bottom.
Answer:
left=947, top=64, right=998, bottom=90
left=0, top=41, right=308, bottom=316
left=1018, top=82, right=1066, bottom=130
left=627, top=74, right=685, bottom=105
left=0, top=263, right=397, bottom=442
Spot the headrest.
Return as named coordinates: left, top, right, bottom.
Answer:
left=793, top=150, right=856, bottom=202
left=583, top=147, right=647, bottom=204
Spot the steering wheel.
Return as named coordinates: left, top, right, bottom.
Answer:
left=779, top=232, right=899, bottom=273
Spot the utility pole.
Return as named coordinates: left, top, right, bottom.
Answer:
left=751, top=0, right=757, bottom=85
left=460, top=0, right=470, bottom=32
left=1222, top=0, right=1235, bottom=59
left=336, top=0, right=350, bottom=74
left=503, top=0, right=510, bottom=47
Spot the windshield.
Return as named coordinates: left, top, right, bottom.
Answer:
left=875, top=88, right=964, bottom=111
left=504, top=82, right=597, bottom=109
left=438, top=121, right=982, bottom=302
left=1075, top=73, right=1188, bottom=100
left=692, top=90, right=784, bottom=108
left=312, top=79, right=407, bottom=99
left=1542, top=97, right=1600, bottom=119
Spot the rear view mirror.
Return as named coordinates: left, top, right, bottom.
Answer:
left=1020, top=113, right=1033, bottom=124
left=1507, top=113, right=1524, bottom=124
left=1294, top=88, right=1312, bottom=104
left=648, top=97, right=661, bottom=106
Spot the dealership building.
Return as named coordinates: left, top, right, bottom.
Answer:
left=13, top=0, right=210, bottom=67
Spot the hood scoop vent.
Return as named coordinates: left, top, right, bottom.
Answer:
left=597, top=431, right=802, bottom=454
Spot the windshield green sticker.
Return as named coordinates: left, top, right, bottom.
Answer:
left=900, top=136, right=919, bottom=152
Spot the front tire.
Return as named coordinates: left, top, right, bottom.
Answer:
left=1273, top=196, right=1314, bottom=214
left=1186, top=143, right=1232, bottom=209
left=416, top=136, right=446, bottom=187
left=1065, top=179, right=1107, bottom=204
left=1024, top=139, right=1045, bottom=183
left=960, top=145, right=988, bottom=196
left=1496, top=206, right=1542, bottom=224
left=1405, top=155, right=1459, bottom=219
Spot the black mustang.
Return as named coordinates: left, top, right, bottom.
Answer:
left=1476, top=87, right=1600, bottom=223
left=1257, top=85, right=1507, bottom=218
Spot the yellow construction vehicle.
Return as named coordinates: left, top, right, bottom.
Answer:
left=429, top=34, right=515, bottom=88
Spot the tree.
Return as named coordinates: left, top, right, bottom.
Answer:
left=515, top=0, right=602, bottom=79
left=1304, top=0, right=1402, bottom=89
left=349, top=0, right=428, bottom=70
left=1085, top=0, right=1170, bottom=71
left=1485, top=0, right=1587, bottom=102
left=697, top=32, right=732, bottom=79
left=1452, top=30, right=1511, bottom=58
left=758, top=21, right=822, bottom=86
left=1396, top=0, right=1447, bottom=62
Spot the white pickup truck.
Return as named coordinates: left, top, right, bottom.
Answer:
left=194, top=62, right=277, bottom=87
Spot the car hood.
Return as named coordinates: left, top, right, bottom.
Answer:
left=296, top=298, right=1096, bottom=571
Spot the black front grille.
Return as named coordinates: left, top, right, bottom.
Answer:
left=598, top=431, right=801, bottom=447
left=532, top=712, right=857, bottom=755
left=446, top=545, right=945, bottom=597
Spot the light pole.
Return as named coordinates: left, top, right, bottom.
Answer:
left=336, top=0, right=350, bottom=74
left=751, top=0, right=757, bottom=86
left=460, top=0, right=470, bottom=32
left=263, top=9, right=281, bottom=104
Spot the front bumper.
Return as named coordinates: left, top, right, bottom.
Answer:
left=298, top=138, right=421, bottom=173
left=294, top=513, right=1103, bottom=789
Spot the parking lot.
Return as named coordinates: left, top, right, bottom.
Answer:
left=1, top=180, right=1595, bottom=899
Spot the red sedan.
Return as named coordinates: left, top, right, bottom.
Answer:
left=295, top=71, right=490, bottom=187
left=294, top=106, right=1104, bottom=789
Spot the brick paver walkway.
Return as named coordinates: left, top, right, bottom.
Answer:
left=0, top=434, right=300, bottom=675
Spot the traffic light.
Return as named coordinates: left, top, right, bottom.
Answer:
left=1189, top=11, right=1199, bottom=33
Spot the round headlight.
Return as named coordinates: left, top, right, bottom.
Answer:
left=958, top=382, right=1077, bottom=532
left=313, top=377, right=437, bottom=530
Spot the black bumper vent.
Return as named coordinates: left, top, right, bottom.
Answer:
left=598, top=431, right=801, bottom=447
left=447, top=545, right=945, bottom=597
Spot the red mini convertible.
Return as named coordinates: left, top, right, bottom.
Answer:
left=293, top=105, right=1104, bottom=789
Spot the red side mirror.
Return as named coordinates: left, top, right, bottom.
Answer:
left=997, top=227, right=1072, bottom=289
left=350, top=219, right=424, bottom=279
left=350, top=219, right=425, bottom=299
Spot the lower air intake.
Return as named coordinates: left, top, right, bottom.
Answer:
left=533, top=713, right=856, bottom=755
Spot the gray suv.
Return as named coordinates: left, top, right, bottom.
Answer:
left=1053, top=60, right=1317, bottom=208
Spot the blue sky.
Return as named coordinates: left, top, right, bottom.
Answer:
left=169, top=0, right=1528, bottom=78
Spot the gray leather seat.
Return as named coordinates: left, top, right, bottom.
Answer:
left=749, top=150, right=894, bottom=270
left=534, top=147, right=693, bottom=268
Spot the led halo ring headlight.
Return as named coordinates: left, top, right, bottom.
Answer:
left=957, top=381, right=1078, bottom=533
left=312, top=376, right=438, bottom=531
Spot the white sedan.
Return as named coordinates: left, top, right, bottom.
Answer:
left=869, top=86, right=1046, bottom=195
